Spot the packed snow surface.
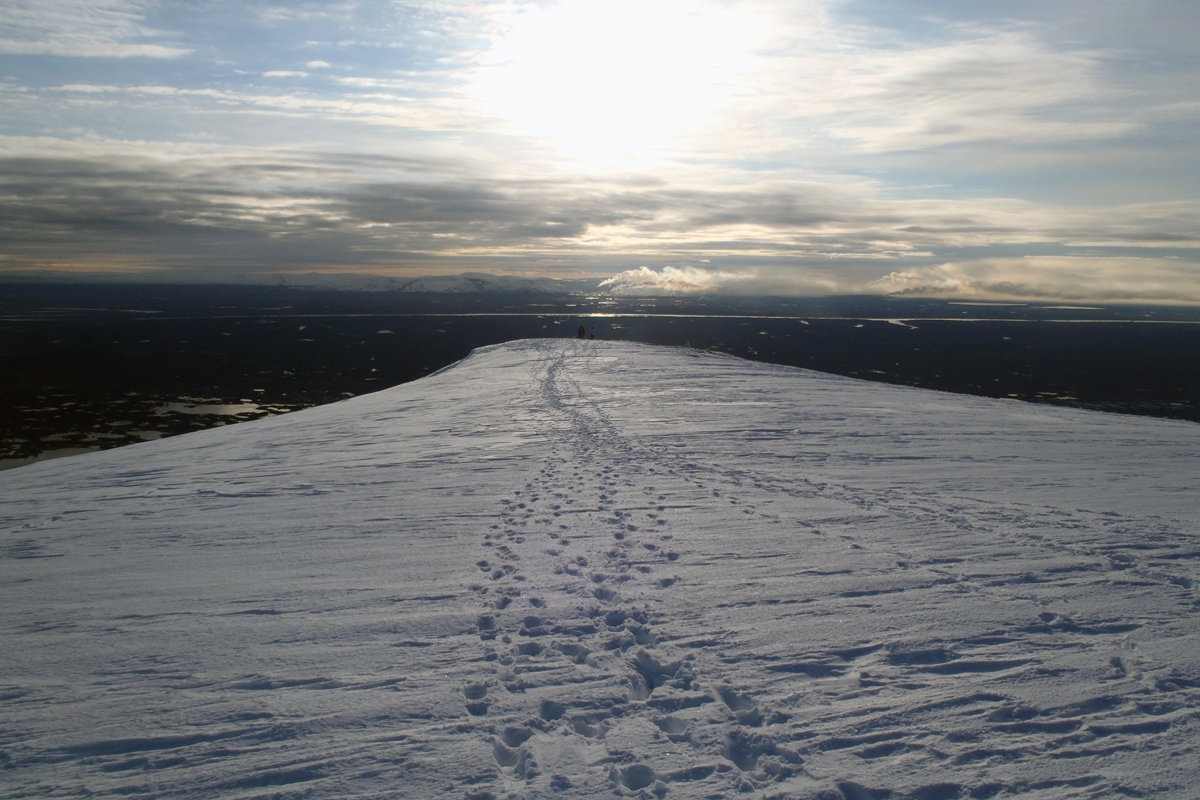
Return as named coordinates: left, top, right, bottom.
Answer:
left=3, top=339, right=1199, bottom=799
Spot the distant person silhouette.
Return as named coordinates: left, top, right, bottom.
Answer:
left=589, top=326, right=596, bottom=340
left=577, top=324, right=586, bottom=339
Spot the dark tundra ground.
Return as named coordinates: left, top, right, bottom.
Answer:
left=3, top=282, right=1199, bottom=468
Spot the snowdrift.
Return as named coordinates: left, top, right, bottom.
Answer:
left=2, top=339, right=1199, bottom=799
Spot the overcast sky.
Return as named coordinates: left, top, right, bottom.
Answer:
left=1, top=0, right=1198, bottom=300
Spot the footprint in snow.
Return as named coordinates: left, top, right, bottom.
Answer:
left=717, top=686, right=764, bottom=727
left=463, top=683, right=489, bottom=716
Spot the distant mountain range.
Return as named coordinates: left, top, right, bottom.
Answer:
left=271, top=271, right=603, bottom=294
left=0, top=269, right=605, bottom=294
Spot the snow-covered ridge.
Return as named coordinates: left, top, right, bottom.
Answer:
left=2, top=340, right=1199, bottom=799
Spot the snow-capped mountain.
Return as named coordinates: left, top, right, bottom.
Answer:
left=2, top=340, right=1198, bottom=799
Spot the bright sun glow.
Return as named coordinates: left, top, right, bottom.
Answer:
left=475, top=0, right=758, bottom=160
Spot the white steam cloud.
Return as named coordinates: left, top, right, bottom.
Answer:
left=599, top=266, right=857, bottom=296
left=598, top=266, right=750, bottom=294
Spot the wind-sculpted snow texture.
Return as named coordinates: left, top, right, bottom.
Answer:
left=2, top=340, right=1200, bottom=799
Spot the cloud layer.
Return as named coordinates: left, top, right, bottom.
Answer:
left=0, top=0, right=1198, bottom=301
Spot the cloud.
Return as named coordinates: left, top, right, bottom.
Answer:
left=598, top=266, right=847, bottom=296
left=26, top=81, right=474, bottom=137
left=0, top=146, right=647, bottom=272
left=255, top=3, right=359, bottom=24
left=1, top=137, right=1197, bottom=302
left=728, top=26, right=1139, bottom=159
left=833, top=31, right=1131, bottom=151
left=599, top=266, right=746, bottom=294
left=1, top=0, right=1197, bottom=306
left=869, top=256, right=1200, bottom=303
left=691, top=7, right=1190, bottom=180
left=0, top=0, right=189, bottom=58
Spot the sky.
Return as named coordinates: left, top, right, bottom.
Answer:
left=1, top=0, right=1198, bottom=301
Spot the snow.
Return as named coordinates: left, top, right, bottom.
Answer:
left=2, top=338, right=1199, bottom=799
